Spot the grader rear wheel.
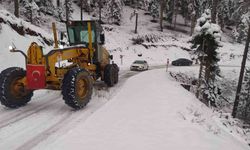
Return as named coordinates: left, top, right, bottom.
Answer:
left=0, top=67, right=33, bottom=108
left=62, top=68, right=93, bottom=109
left=112, top=64, right=119, bottom=84
left=104, top=64, right=115, bottom=87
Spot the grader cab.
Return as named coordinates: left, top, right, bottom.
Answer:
left=0, top=20, right=119, bottom=109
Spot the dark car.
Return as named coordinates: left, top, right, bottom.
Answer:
left=171, top=58, right=192, bottom=66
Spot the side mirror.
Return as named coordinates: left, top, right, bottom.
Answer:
left=100, top=33, right=105, bottom=45
left=60, top=32, right=64, bottom=41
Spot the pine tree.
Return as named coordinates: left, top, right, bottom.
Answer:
left=191, top=9, right=222, bottom=106
left=148, top=0, right=159, bottom=21
left=211, top=0, right=220, bottom=23
left=104, top=0, right=123, bottom=25
left=20, top=0, right=40, bottom=25
left=232, top=12, right=250, bottom=43
left=64, top=0, right=74, bottom=21
left=37, top=0, right=55, bottom=16
left=179, top=0, right=190, bottom=25
left=189, top=0, right=210, bottom=35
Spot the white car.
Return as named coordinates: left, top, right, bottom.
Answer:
left=130, top=60, right=149, bottom=71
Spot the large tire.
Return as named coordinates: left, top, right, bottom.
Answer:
left=0, top=67, right=33, bottom=108
left=62, top=68, right=93, bottom=109
left=112, top=64, right=119, bottom=84
left=104, top=64, right=115, bottom=87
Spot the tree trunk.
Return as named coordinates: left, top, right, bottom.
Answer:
left=110, top=0, right=115, bottom=23
left=184, top=11, right=188, bottom=26
left=80, top=0, right=83, bottom=20
left=190, top=0, right=196, bottom=36
left=190, top=13, right=196, bottom=36
left=211, top=0, right=219, bottom=23
left=135, top=12, right=138, bottom=33
left=57, top=0, right=60, bottom=7
left=159, top=0, right=166, bottom=32
left=65, top=0, right=69, bottom=22
left=30, top=6, right=33, bottom=24
left=232, top=26, right=250, bottom=118
left=173, top=0, right=178, bottom=29
left=196, top=39, right=206, bottom=98
left=98, top=0, right=102, bottom=22
left=14, top=0, right=19, bottom=18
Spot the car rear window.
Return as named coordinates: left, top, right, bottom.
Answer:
left=134, top=60, right=145, bottom=64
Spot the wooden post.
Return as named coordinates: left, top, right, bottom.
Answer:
left=232, top=26, right=250, bottom=118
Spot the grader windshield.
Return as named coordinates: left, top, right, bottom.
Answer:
left=67, top=21, right=96, bottom=47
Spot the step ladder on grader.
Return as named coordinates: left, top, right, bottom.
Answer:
left=0, top=20, right=119, bottom=109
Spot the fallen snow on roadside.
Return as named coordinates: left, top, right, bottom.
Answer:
left=35, top=69, right=249, bottom=150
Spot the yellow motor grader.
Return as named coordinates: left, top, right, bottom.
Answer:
left=0, top=20, right=119, bottom=109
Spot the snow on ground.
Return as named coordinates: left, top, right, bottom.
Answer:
left=34, top=69, right=249, bottom=150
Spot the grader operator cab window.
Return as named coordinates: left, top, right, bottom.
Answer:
left=67, top=21, right=96, bottom=46
left=79, top=30, right=95, bottom=43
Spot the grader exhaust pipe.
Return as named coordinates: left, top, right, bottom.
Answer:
left=52, top=22, right=59, bottom=49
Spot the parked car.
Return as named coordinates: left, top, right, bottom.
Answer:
left=130, top=60, right=149, bottom=71
left=172, top=58, right=192, bottom=66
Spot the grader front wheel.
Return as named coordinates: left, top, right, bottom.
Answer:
left=0, top=67, right=33, bottom=108
left=62, top=68, right=93, bottom=109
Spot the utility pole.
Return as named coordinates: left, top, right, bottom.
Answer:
left=232, top=25, right=250, bottom=118
left=14, top=0, right=19, bottom=18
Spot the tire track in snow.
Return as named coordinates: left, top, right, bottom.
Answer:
left=2, top=69, right=158, bottom=150
left=0, top=94, right=61, bottom=129
left=16, top=106, right=74, bottom=150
